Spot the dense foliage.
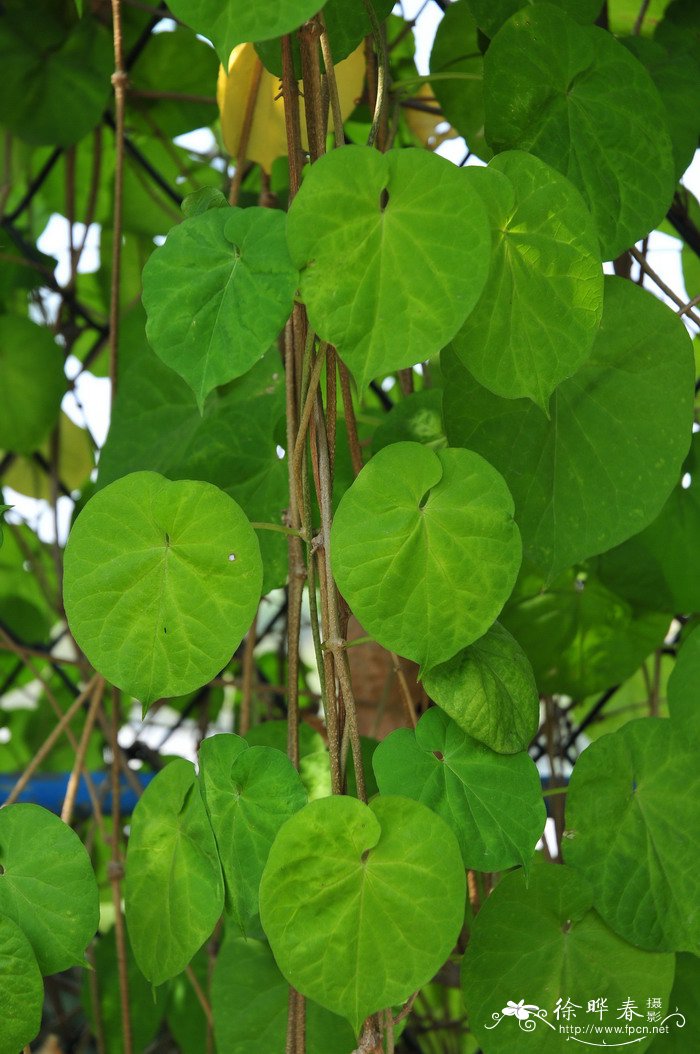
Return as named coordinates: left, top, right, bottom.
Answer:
left=1, top=1, right=700, bottom=1052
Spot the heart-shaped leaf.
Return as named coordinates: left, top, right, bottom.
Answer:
left=373, top=707, right=545, bottom=870
left=64, top=471, right=263, bottom=705
left=125, top=759, right=224, bottom=985
left=423, top=622, right=539, bottom=753
left=331, top=442, right=522, bottom=669
left=484, top=4, right=675, bottom=258
left=501, top=566, right=670, bottom=698
left=563, top=718, right=700, bottom=952
left=287, top=145, right=491, bottom=390
left=0, top=804, right=99, bottom=975
left=142, top=207, right=298, bottom=410
left=259, top=795, right=465, bottom=1032
left=443, top=276, right=694, bottom=578
left=0, top=316, right=65, bottom=455
left=454, top=152, right=604, bottom=409
left=166, top=0, right=321, bottom=63
left=212, top=932, right=355, bottom=1054
left=462, top=860, right=675, bottom=1054
left=0, top=916, right=43, bottom=1054
left=468, top=0, right=603, bottom=37
left=199, top=734, right=307, bottom=930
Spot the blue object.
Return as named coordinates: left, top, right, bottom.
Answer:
left=0, top=771, right=156, bottom=815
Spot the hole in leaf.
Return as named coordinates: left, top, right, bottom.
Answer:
left=164, top=532, right=170, bottom=547
left=433, top=750, right=444, bottom=762
left=562, top=919, right=572, bottom=934
left=228, top=553, right=236, bottom=562
left=379, top=187, right=390, bottom=212
left=0, top=864, right=4, bottom=876
left=164, top=626, right=167, bottom=634
left=419, top=489, right=431, bottom=510
left=361, top=849, right=370, bottom=865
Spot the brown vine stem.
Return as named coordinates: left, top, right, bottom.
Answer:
left=109, top=0, right=127, bottom=405
left=630, top=245, right=700, bottom=327
left=633, top=0, right=651, bottom=33
left=678, top=292, right=700, bottom=318
left=61, top=676, right=106, bottom=827
left=299, top=18, right=327, bottom=160
left=108, top=687, right=133, bottom=1054
left=318, top=12, right=345, bottom=150
left=362, top=0, right=388, bottom=148
left=389, top=652, right=418, bottom=728
left=281, top=35, right=304, bottom=197
left=2, top=674, right=99, bottom=807
left=292, top=340, right=328, bottom=496
left=185, top=962, right=214, bottom=1028
left=339, top=363, right=364, bottom=477
left=86, top=941, right=108, bottom=1054
left=228, top=56, right=263, bottom=206
left=0, top=626, right=83, bottom=754
left=314, top=401, right=367, bottom=803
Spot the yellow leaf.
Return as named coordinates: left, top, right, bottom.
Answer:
left=2, top=412, right=93, bottom=501
left=217, top=43, right=366, bottom=173
left=404, top=83, right=457, bottom=151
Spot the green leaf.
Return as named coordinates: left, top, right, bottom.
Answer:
left=166, top=0, right=321, bottom=63
left=244, top=720, right=333, bottom=800
left=0, top=315, right=65, bottom=455
left=0, top=916, right=43, bottom=1054
left=468, top=0, right=603, bottom=36
left=331, top=442, right=522, bottom=669
left=63, top=471, right=263, bottom=705
left=622, top=36, right=700, bottom=180
left=142, top=208, right=298, bottom=410
left=484, top=4, right=675, bottom=258
left=2, top=411, right=93, bottom=503
left=462, top=860, right=675, bottom=1054
left=372, top=389, right=445, bottom=455
left=423, top=622, right=540, bottom=753
left=453, top=153, right=603, bottom=409
left=181, top=187, right=229, bottom=218
left=287, top=145, right=491, bottom=390
left=501, top=566, right=670, bottom=699
left=212, top=932, right=355, bottom=1054
left=654, top=0, right=700, bottom=57
left=259, top=795, right=466, bottom=1033
left=429, top=2, right=490, bottom=160
left=596, top=436, right=700, bottom=615
left=97, top=338, right=288, bottom=594
left=648, top=953, right=700, bottom=1054
left=667, top=625, right=700, bottom=737
left=563, top=718, right=700, bottom=952
left=125, top=759, right=224, bottom=985
left=373, top=707, right=545, bottom=870
left=0, top=804, right=99, bottom=975
left=198, top=734, right=307, bottom=930
left=443, top=276, right=694, bottom=578
left=127, top=26, right=218, bottom=139
left=0, top=1, right=112, bottom=146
